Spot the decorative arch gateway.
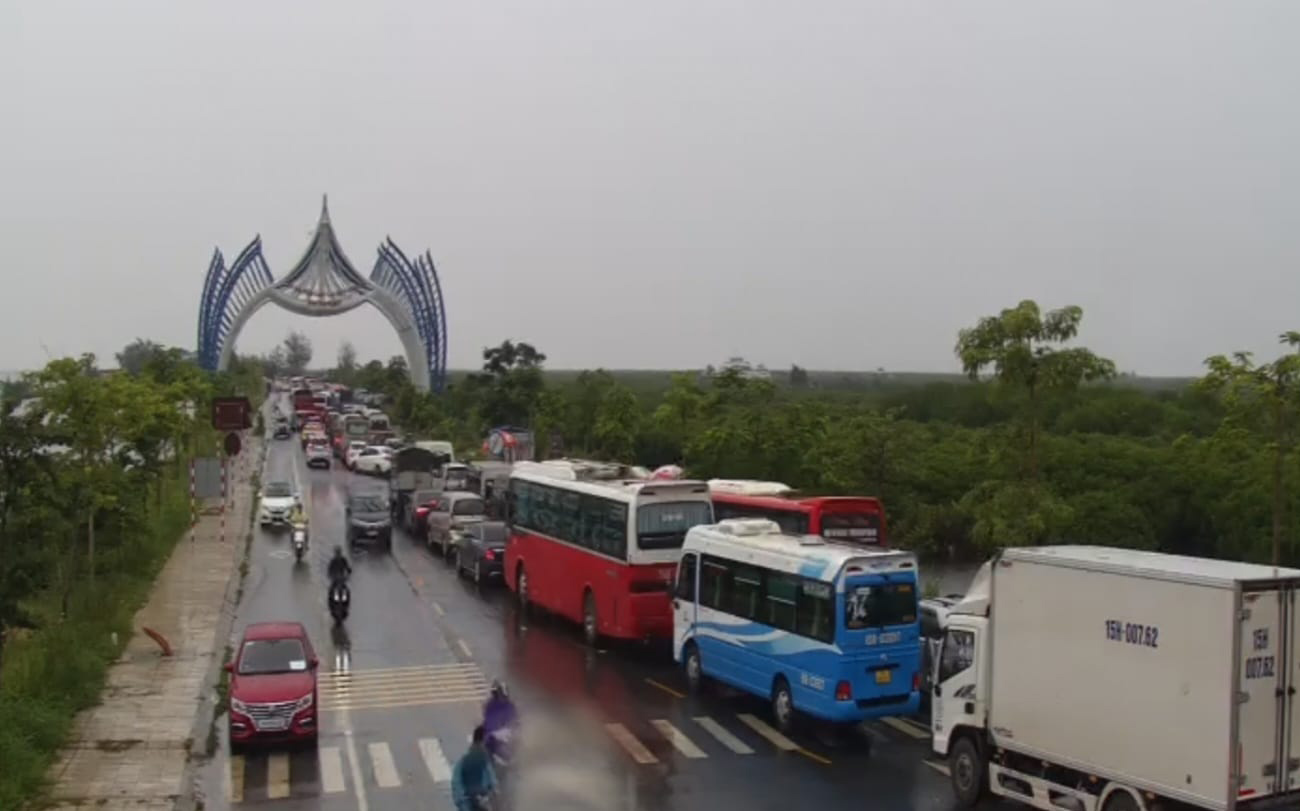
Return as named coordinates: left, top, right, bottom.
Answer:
left=195, top=197, right=448, bottom=392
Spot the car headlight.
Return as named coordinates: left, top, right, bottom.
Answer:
left=231, top=697, right=248, bottom=714
left=295, top=692, right=313, bottom=712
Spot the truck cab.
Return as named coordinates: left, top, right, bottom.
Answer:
left=930, top=566, right=990, bottom=771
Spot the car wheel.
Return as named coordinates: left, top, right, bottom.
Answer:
left=771, top=676, right=794, bottom=733
left=451, top=547, right=462, bottom=576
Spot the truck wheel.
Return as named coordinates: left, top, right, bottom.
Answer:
left=771, top=676, right=794, bottom=733
left=683, top=642, right=703, bottom=693
left=1101, top=791, right=1139, bottom=811
left=949, top=736, right=987, bottom=807
left=583, top=591, right=599, bottom=647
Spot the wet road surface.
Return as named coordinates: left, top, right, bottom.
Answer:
left=206, top=407, right=992, bottom=811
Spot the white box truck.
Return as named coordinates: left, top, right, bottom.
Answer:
left=932, top=545, right=1300, bottom=811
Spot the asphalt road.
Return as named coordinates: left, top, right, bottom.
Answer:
left=203, top=408, right=990, bottom=811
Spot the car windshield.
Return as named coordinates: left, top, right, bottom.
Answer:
left=351, top=495, right=387, bottom=512
left=264, top=482, right=292, bottom=498
left=238, top=637, right=308, bottom=675
left=636, top=501, right=714, bottom=549
left=452, top=497, right=485, bottom=516
left=844, top=581, right=917, bottom=630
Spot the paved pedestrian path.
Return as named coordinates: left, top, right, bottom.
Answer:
left=41, top=438, right=263, bottom=811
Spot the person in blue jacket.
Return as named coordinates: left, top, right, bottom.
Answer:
left=452, top=725, right=498, bottom=810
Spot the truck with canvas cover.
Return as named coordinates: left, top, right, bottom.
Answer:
left=932, top=545, right=1300, bottom=811
left=389, top=446, right=450, bottom=520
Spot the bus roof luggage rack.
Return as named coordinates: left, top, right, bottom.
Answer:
left=707, top=479, right=794, bottom=497
left=716, top=518, right=781, bottom=536
left=528, top=458, right=651, bottom=482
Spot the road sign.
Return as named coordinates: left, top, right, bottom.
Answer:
left=193, top=456, right=223, bottom=499
left=224, top=431, right=242, bottom=456
left=212, top=397, right=252, bottom=431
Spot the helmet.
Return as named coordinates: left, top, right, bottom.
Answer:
left=490, top=680, right=509, bottom=700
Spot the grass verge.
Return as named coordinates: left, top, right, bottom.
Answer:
left=0, top=470, right=195, bottom=810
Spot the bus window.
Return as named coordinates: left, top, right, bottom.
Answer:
left=845, top=581, right=917, bottom=630
left=730, top=564, right=762, bottom=620
left=764, top=572, right=798, bottom=632
left=676, top=554, right=697, bottom=602
left=796, top=580, right=834, bottom=642
left=700, top=557, right=731, bottom=609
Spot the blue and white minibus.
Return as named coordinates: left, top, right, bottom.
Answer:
left=672, top=519, right=921, bottom=731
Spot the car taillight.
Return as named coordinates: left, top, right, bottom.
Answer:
left=835, top=680, right=852, bottom=701
left=416, top=507, right=429, bottom=518
left=913, top=671, right=921, bottom=691
left=484, top=549, right=496, bottom=561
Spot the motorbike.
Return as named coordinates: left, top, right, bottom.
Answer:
left=328, top=579, right=350, bottom=624
left=481, top=697, right=518, bottom=770
left=292, top=525, right=308, bottom=562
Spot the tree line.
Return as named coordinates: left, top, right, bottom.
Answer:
left=329, top=303, right=1300, bottom=568
left=0, top=344, right=261, bottom=807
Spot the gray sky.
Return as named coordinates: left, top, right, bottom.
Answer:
left=2, top=1, right=1297, bottom=375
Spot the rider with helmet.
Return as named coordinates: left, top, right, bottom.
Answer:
left=452, top=725, right=498, bottom=811
left=481, top=680, right=518, bottom=765
left=328, top=546, right=352, bottom=583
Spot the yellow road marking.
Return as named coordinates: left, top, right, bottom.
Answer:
left=228, top=753, right=244, bottom=803
left=645, top=678, right=685, bottom=698
left=736, top=713, right=798, bottom=751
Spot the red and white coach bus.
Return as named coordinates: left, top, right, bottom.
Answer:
left=708, top=479, right=889, bottom=548
left=505, top=459, right=714, bottom=645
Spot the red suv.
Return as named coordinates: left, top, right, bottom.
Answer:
left=226, top=622, right=319, bottom=750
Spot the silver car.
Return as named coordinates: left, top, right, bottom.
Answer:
left=427, top=492, right=486, bottom=560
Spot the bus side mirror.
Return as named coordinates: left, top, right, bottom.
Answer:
left=933, top=684, right=941, bottom=697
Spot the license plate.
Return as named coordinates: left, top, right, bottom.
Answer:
left=874, top=670, right=892, bottom=685
left=258, top=718, right=288, bottom=731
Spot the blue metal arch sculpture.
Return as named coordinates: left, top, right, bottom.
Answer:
left=195, top=197, right=449, bottom=392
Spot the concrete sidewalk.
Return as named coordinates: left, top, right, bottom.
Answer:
left=41, top=438, right=264, bottom=811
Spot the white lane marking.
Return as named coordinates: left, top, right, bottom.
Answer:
left=419, top=737, right=453, bottom=783
left=457, top=639, right=473, bottom=658
left=606, top=723, right=659, bottom=764
left=650, top=719, right=707, bottom=758
left=736, top=713, right=799, bottom=751
left=432, top=602, right=446, bottom=616
left=344, top=730, right=370, bottom=811
left=266, top=751, right=291, bottom=799
left=881, top=716, right=930, bottom=740
left=368, top=741, right=402, bottom=788
left=320, top=745, right=347, bottom=794
left=693, top=716, right=754, bottom=754
left=227, top=753, right=243, bottom=803
left=925, top=760, right=951, bottom=777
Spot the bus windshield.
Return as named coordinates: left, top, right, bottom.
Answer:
left=844, top=580, right=917, bottom=630
left=636, top=501, right=714, bottom=549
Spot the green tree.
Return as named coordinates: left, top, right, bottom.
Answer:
left=115, top=338, right=167, bottom=375
left=282, top=330, right=313, bottom=375
left=789, top=364, right=809, bottom=388
left=336, top=341, right=358, bottom=382
left=956, top=300, right=1115, bottom=480
left=471, top=341, right=547, bottom=427
left=1199, top=332, right=1300, bottom=565
left=592, top=384, right=641, bottom=461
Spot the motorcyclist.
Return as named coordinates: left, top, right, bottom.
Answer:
left=481, top=681, right=517, bottom=763
left=327, top=547, right=352, bottom=583
left=451, top=725, right=498, bottom=811
left=290, top=502, right=308, bottom=528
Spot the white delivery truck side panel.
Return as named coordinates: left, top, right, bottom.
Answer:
left=990, top=554, right=1236, bottom=807
left=1237, top=585, right=1298, bottom=801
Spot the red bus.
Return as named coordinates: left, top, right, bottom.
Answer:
left=505, top=460, right=714, bottom=645
left=707, top=479, right=888, bottom=547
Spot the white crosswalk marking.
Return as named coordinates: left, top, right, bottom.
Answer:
left=693, top=716, right=754, bottom=754
left=320, top=745, right=347, bottom=794
left=368, top=741, right=402, bottom=788
left=266, top=752, right=291, bottom=799
left=320, top=663, right=490, bottom=712
left=606, top=723, right=659, bottom=764
left=880, top=716, right=930, bottom=740
left=651, top=719, right=707, bottom=758
left=736, top=713, right=799, bottom=751
left=419, top=737, right=452, bottom=783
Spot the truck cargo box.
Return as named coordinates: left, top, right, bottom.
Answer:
left=987, top=546, right=1300, bottom=809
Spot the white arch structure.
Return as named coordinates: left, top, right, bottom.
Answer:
left=196, top=198, right=448, bottom=392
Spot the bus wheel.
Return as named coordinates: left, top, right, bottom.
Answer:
left=771, top=676, right=794, bottom=733
left=683, top=642, right=703, bottom=693
left=582, top=591, right=600, bottom=647
left=516, top=565, right=530, bottom=612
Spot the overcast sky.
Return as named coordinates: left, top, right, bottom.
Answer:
left=2, top=1, right=1297, bottom=375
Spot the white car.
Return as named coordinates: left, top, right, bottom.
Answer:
left=258, top=481, right=301, bottom=527
left=344, top=441, right=369, bottom=469
left=352, top=446, right=393, bottom=476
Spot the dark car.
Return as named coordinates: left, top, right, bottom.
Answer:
left=452, top=521, right=509, bottom=584
left=402, top=489, right=442, bottom=534
left=226, top=621, right=318, bottom=751
left=346, top=490, right=392, bottom=551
